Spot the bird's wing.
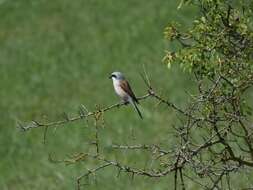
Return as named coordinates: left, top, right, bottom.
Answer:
left=120, top=80, right=139, bottom=103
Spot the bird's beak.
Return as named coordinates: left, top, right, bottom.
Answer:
left=109, top=75, right=112, bottom=79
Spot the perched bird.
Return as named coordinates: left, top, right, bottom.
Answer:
left=109, top=71, right=143, bottom=119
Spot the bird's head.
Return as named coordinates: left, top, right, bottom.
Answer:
left=109, top=71, right=125, bottom=80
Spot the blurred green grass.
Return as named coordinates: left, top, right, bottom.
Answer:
left=0, top=1, right=203, bottom=189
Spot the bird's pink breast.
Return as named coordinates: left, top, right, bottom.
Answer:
left=113, top=82, right=130, bottom=102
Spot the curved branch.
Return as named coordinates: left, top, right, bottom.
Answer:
left=19, top=94, right=151, bottom=131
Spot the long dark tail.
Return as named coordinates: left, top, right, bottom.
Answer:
left=132, top=100, right=143, bottom=119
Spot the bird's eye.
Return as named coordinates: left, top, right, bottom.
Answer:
left=111, top=74, right=116, bottom=78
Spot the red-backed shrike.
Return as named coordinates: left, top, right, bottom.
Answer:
left=109, top=71, right=143, bottom=119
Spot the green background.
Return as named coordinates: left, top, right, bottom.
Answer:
left=1, top=0, right=244, bottom=189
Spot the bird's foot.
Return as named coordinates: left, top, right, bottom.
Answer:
left=122, top=101, right=129, bottom=106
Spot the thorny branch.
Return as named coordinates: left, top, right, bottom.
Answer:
left=19, top=94, right=151, bottom=131
left=21, top=66, right=253, bottom=190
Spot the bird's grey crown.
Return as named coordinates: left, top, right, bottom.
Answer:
left=111, top=71, right=125, bottom=80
